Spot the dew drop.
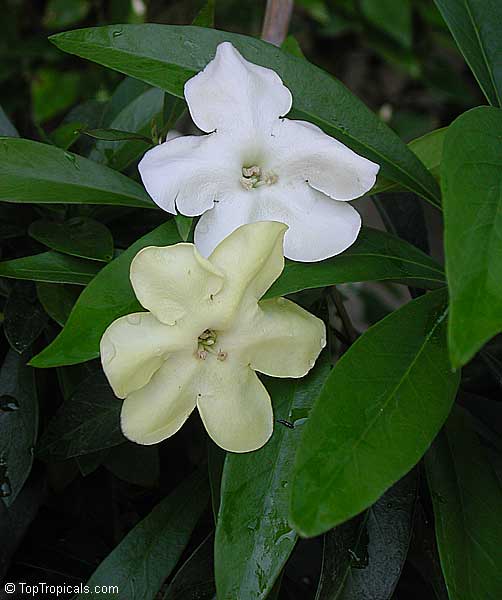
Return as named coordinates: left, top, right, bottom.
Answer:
left=64, top=152, right=80, bottom=169
left=126, top=314, right=141, bottom=325
left=101, top=340, right=117, bottom=365
left=0, top=478, right=11, bottom=498
left=112, top=28, right=123, bottom=37
left=0, top=395, right=19, bottom=412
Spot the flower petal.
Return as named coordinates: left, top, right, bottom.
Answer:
left=270, top=118, right=380, bottom=200
left=209, top=220, right=287, bottom=304
left=184, top=42, right=292, bottom=134
left=100, top=312, right=195, bottom=398
left=222, top=298, right=326, bottom=378
left=196, top=360, right=273, bottom=453
left=195, top=185, right=361, bottom=262
left=121, top=351, right=200, bottom=445
left=130, top=243, right=225, bottom=326
left=138, top=134, right=238, bottom=215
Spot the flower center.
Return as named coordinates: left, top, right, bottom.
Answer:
left=196, top=329, right=227, bottom=361
left=240, top=165, right=278, bottom=190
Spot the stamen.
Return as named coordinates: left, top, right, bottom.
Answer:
left=240, top=165, right=278, bottom=190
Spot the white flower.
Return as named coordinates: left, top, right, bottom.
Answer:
left=100, top=221, right=326, bottom=453
left=139, top=42, right=380, bottom=262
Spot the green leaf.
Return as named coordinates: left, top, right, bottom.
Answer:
left=193, top=0, right=215, bottom=27
left=37, top=283, right=81, bottom=326
left=49, top=120, right=85, bottom=150
left=44, top=0, right=91, bottom=29
left=425, top=406, right=502, bottom=600
left=29, top=217, right=114, bottom=262
left=265, top=227, right=445, bottom=299
left=361, top=0, right=412, bottom=48
left=49, top=24, right=440, bottom=206
left=372, top=127, right=447, bottom=195
left=37, top=372, right=125, bottom=460
left=175, top=214, right=193, bottom=241
left=31, top=221, right=181, bottom=368
left=290, top=288, right=459, bottom=537
left=434, top=0, right=502, bottom=106
left=0, top=351, right=38, bottom=506
left=76, top=470, right=209, bottom=600
left=80, top=127, right=152, bottom=143
left=215, top=358, right=331, bottom=599
left=442, top=107, right=502, bottom=367
left=316, top=469, right=418, bottom=599
left=4, top=283, right=48, bottom=353
left=31, top=68, right=81, bottom=123
left=104, top=443, right=159, bottom=487
left=0, top=251, right=101, bottom=285
left=91, top=85, right=163, bottom=172
left=0, top=137, right=153, bottom=208
left=0, top=105, right=19, bottom=137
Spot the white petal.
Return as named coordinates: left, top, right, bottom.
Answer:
left=196, top=359, right=273, bottom=453
left=138, top=133, right=238, bottom=215
left=130, top=243, right=224, bottom=326
left=100, top=312, right=195, bottom=398
left=222, top=298, right=326, bottom=378
left=257, top=185, right=362, bottom=262
left=209, top=221, right=287, bottom=304
left=195, top=184, right=361, bottom=262
left=270, top=118, right=380, bottom=200
left=121, top=351, right=200, bottom=445
left=184, top=42, right=292, bottom=134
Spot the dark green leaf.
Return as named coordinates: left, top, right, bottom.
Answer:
left=442, top=106, right=502, bottom=367
left=104, top=443, right=159, bottom=487
left=434, top=0, right=502, bottom=106
left=0, top=251, right=102, bottom=285
left=76, top=448, right=111, bottom=476
left=208, top=441, right=225, bottom=520
left=0, top=137, right=153, bottom=208
left=290, top=288, right=459, bottom=536
left=175, top=214, right=193, bottom=241
left=76, top=469, right=209, bottom=599
left=265, top=227, right=445, bottom=299
left=0, top=350, right=38, bottom=506
left=425, top=406, right=502, bottom=599
left=44, top=0, right=91, bottom=29
left=29, top=217, right=114, bottom=262
left=31, top=221, right=181, bottom=368
left=36, top=282, right=81, bottom=326
left=215, top=358, right=331, bottom=599
left=49, top=25, right=440, bottom=206
left=163, top=533, right=215, bottom=600
left=361, top=0, right=412, bottom=48
left=315, top=469, right=418, bottom=599
left=49, top=120, right=85, bottom=150
left=37, top=372, right=125, bottom=460
left=4, top=283, right=48, bottom=353
left=193, top=0, right=215, bottom=27
left=80, top=127, right=152, bottom=143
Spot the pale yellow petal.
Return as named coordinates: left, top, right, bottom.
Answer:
left=121, top=351, right=200, bottom=445
left=196, top=358, right=273, bottom=453
left=100, top=312, right=196, bottom=399
left=221, top=298, right=326, bottom=378
left=208, top=221, right=287, bottom=311
left=130, top=243, right=225, bottom=326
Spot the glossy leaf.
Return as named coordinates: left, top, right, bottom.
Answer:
left=31, top=221, right=181, bottom=368
left=0, top=137, right=153, bottom=208
left=0, top=251, right=101, bottom=285
left=80, top=127, right=152, bottom=142
left=315, top=469, right=418, bottom=599
left=4, top=282, right=48, bottom=353
left=0, top=351, right=38, bottom=506
left=290, top=288, right=459, bottom=536
left=265, top=227, right=445, bottom=299
left=76, top=470, right=209, bottom=600
left=442, top=107, right=502, bottom=367
left=49, top=24, right=440, bottom=206
left=37, top=372, right=124, bottom=460
left=434, top=0, right=502, bottom=106
left=215, top=358, right=331, bottom=600
left=425, top=407, right=502, bottom=599
left=36, top=283, right=81, bottom=326
left=29, top=217, right=114, bottom=262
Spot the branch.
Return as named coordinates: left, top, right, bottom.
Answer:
left=261, top=0, right=294, bottom=46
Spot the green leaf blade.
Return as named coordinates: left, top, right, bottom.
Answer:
left=290, top=288, right=460, bottom=537
left=442, top=106, right=502, bottom=367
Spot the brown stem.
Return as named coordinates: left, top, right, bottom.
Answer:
left=261, top=0, right=294, bottom=46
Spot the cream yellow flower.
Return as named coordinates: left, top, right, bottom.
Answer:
left=100, top=221, right=326, bottom=453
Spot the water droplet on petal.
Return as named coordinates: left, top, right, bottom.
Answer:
left=126, top=314, right=141, bottom=325
left=320, top=337, right=326, bottom=348
left=101, top=340, right=117, bottom=365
